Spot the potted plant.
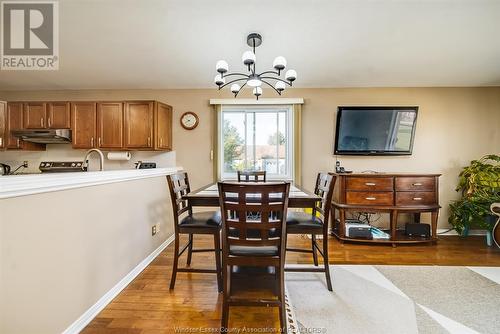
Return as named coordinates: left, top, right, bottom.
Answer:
left=448, top=154, right=500, bottom=243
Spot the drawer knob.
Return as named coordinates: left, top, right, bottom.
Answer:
left=365, top=182, right=376, bottom=186
left=412, top=183, right=423, bottom=186
left=413, top=197, right=423, bottom=201
left=365, top=197, right=377, bottom=200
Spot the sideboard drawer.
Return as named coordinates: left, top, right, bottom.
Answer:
left=395, top=177, right=435, bottom=191
left=346, top=177, right=394, bottom=191
left=346, top=191, right=393, bottom=205
left=396, top=191, right=436, bottom=206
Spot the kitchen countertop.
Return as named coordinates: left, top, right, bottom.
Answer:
left=0, top=167, right=182, bottom=199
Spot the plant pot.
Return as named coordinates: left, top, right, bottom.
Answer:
left=461, top=226, right=470, bottom=237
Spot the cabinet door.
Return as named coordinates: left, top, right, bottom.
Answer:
left=23, top=102, right=47, bottom=129
left=0, top=102, right=5, bottom=149
left=124, top=101, right=154, bottom=149
left=48, top=102, right=70, bottom=128
left=155, top=102, right=172, bottom=150
left=71, top=102, right=97, bottom=149
left=6, top=102, right=24, bottom=148
left=97, top=102, right=123, bottom=149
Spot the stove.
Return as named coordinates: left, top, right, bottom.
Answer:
left=39, top=161, right=86, bottom=173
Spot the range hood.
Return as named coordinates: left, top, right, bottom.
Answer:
left=11, top=129, right=72, bottom=144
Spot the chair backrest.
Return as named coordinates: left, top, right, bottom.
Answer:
left=237, top=170, right=267, bottom=182
left=312, top=173, right=337, bottom=225
left=218, top=182, right=290, bottom=264
left=166, top=172, right=192, bottom=227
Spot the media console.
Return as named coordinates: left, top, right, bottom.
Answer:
left=331, top=173, right=441, bottom=247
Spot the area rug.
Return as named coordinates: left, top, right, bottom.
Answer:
left=285, top=265, right=500, bottom=334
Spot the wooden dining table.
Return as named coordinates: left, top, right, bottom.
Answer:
left=184, top=183, right=321, bottom=208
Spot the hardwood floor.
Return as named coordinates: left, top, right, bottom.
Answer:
left=83, top=235, right=500, bottom=334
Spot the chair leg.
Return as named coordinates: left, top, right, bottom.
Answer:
left=322, top=231, right=333, bottom=291
left=213, top=232, right=222, bottom=293
left=221, top=264, right=231, bottom=331
left=169, top=235, right=180, bottom=290
left=277, top=266, right=287, bottom=334
left=311, top=234, right=319, bottom=266
left=186, top=234, right=193, bottom=266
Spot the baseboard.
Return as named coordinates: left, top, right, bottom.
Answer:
left=62, top=233, right=175, bottom=334
left=437, top=229, right=487, bottom=236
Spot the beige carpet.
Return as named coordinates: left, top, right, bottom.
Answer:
left=285, top=265, right=500, bottom=334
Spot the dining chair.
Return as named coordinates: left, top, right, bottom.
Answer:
left=218, top=181, right=290, bottom=333
left=237, top=170, right=267, bottom=182
left=166, top=172, right=222, bottom=292
left=285, top=172, right=336, bottom=291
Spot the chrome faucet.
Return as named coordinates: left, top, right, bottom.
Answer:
left=83, top=148, right=105, bottom=171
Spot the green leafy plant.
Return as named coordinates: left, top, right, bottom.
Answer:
left=448, top=154, right=500, bottom=235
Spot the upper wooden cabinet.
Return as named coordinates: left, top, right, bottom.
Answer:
left=0, top=102, right=5, bottom=149
left=124, top=101, right=154, bottom=149
left=23, top=102, right=47, bottom=129
left=47, top=102, right=71, bottom=128
left=155, top=102, right=172, bottom=150
left=97, top=102, right=123, bottom=149
left=5, top=102, right=45, bottom=151
left=71, top=102, right=97, bottom=149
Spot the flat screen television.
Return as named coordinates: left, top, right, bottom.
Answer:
left=334, top=106, right=418, bottom=155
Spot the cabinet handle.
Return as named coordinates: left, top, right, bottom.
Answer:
left=0, top=137, right=2, bottom=146
left=365, top=197, right=376, bottom=200
left=413, top=197, right=423, bottom=201
left=41, top=117, right=44, bottom=127
left=160, top=137, right=163, bottom=146
left=148, top=136, right=151, bottom=146
left=365, top=182, right=376, bottom=186
left=48, top=117, right=51, bottom=128
left=91, top=137, right=94, bottom=147
left=17, top=138, right=20, bottom=148
left=98, top=137, right=101, bottom=147
left=412, top=183, right=423, bottom=186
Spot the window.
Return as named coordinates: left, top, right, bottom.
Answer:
left=219, top=105, right=294, bottom=180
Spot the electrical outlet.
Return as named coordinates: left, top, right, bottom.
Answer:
left=23, top=161, right=28, bottom=168
left=152, top=225, right=157, bottom=236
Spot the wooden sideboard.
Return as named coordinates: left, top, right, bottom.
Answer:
left=331, top=172, right=441, bottom=246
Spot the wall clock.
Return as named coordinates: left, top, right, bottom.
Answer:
left=180, top=111, right=199, bottom=130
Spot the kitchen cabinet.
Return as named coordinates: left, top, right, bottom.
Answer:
left=124, top=101, right=154, bottom=149
left=97, top=102, right=123, bottom=149
left=6, top=102, right=45, bottom=150
left=23, top=102, right=47, bottom=129
left=47, top=102, right=71, bottom=128
left=0, top=102, right=5, bottom=149
left=155, top=102, right=172, bottom=151
left=71, top=102, right=97, bottom=149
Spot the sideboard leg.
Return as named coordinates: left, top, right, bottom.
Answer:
left=431, top=210, right=439, bottom=242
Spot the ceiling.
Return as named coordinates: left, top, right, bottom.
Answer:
left=1, top=0, right=500, bottom=90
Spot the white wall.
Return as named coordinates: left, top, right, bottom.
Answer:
left=0, top=176, right=174, bottom=334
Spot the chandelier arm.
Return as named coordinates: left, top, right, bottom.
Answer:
left=260, top=77, right=293, bottom=86
left=234, top=82, right=247, bottom=98
left=222, top=72, right=250, bottom=79
left=218, top=77, right=250, bottom=90
left=260, top=79, right=282, bottom=95
left=258, top=70, right=281, bottom=77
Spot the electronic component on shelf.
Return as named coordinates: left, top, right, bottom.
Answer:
left=405, top=223, right=431, bottom=238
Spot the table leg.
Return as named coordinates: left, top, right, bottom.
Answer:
left=339, top=209, right=345, bottom=244
left=431, top=210, right=439, bottom=242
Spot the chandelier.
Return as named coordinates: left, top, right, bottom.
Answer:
left=214, top=33, right=297, bottom=100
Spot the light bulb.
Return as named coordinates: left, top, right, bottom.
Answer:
left=214, top=74, right=225, bottom=86
left=273, top=56, right=287, bottom=71
left=285, top=69, right=297, bottom=82
left=216, top=60, right=228, bottom=74
left=242, top=51, right=256, bottom=66
left=275, top=81, right=286, bottom=92
left=230, top=84, right=241, bottom=94
left=253, top=87, right=262, bottom=96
